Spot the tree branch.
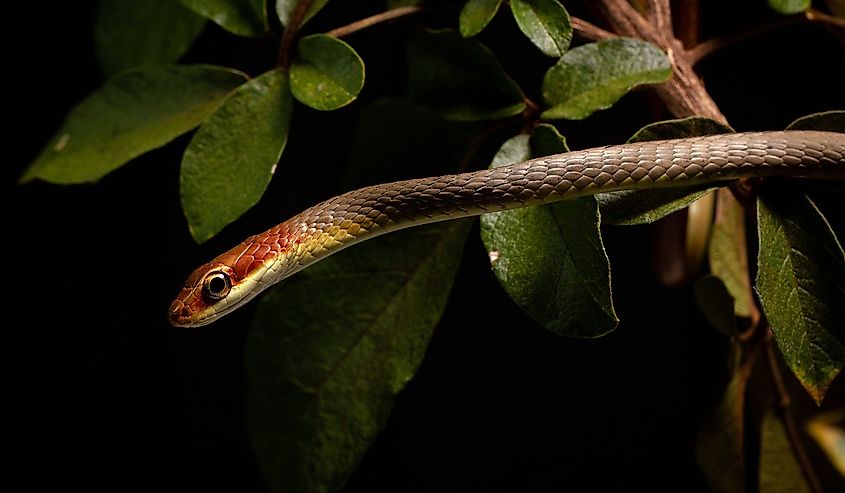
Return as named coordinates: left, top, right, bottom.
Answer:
left=571, top=16, right=616, bottom=41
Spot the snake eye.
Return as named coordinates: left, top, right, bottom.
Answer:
left=202, top=271, right=231, bottom=301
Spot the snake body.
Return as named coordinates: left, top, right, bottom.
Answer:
left=168, top=130, right=845, bottom=327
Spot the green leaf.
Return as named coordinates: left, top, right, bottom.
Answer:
left=756, top=183, right=845, bottom=404
left=694, top=275, right=737, bottom=336
left=459, top=0, right=503, bottom=37
left=785, top=110, right=845, bottom=132
left=181, top=69, right=292, bottom=243
left=179, top=0, right=266, bottom=36
left=709, top=190, right=754, bottom=319
left=509, top=0, right=572, bottom=57
left=408, top=29, right=526, bottom=121
left=480, top=124, right=618, bottom=337
left=627, top=116, right=734, bottom=143
left=247, top=220, right=472, bottom=493
left=596, top=185, right=718, bottom=225
left=276, top=0, right=330, bottom=27
left=759, top=412, right=812, bottom=493
left=695, top=344, right=746, bottom=493
left=20, top=65, right=247, bottom=184
left=767, top=0, right=811, bottom=15
left=596, top=117, right=733, bottom=225
left=95, top=0, right=206, bottom=77
left=290, top=34, right=365, bottom=111
left=542, top=37, right=671, bottom=120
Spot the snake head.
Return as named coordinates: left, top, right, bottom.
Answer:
left=168, top=263, right=239, bottom=327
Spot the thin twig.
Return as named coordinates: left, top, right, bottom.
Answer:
left=806, top=8, right=845, bottom=28
left=276, top=0, right=314, bottom=69
left=570, top=16, right=616, bottom=41
left=686, top=14, right=805, bottom=64
left=763, top=330, right=824, bottom=493
left=326, top=6, right=425, bottom=38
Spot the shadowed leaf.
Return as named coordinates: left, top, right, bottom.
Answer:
left=759, top=412, right=812, bottom=492
left=768, top=0, right=811, bottom=14
left=95, top=0, right=206, bottom=77
left=276, top=0, right=330, bottom=27
left=786, top=110, right=845, bottom=133
left=408, top=29, right=526, bottom=121
left=179, top=0, right=266, bottom=36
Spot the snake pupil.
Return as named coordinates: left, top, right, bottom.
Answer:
left=203, top=272, right=231, bottom=300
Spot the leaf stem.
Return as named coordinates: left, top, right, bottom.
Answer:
left=763, top=328, right=824, bottom=493
left=276, top=0, right=314, bottom=69
left=326, top=6, right=425, bottom=38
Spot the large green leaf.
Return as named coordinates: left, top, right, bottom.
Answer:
left=179, top=0, right=266, bottom=36
left=20, top=65, right=247, bottom=184
left=542, top=37, right=671, bottom=120
left=596, top=117, right=732, bottom=225
left=276, top=0, right=330, bottom=27
left=247, top=219, right=472, bottom=493
left=459, top=0, right=503, bottom=37
left=95, top=0, right=206, bottom=77
left=480, top=125, right=618, bottom=337
left=767, top=0, right=811, bottom=14
left=709, top=190, right=754, bottom=319
left=756, top=183, right=845, bottom=404
left=181, top=69, right=292, bottom=243
left=290, top=34, right=365, bottom=111
left=509, top=0, right=572, bottom=57
left=407, top=29, right=526, bottom=121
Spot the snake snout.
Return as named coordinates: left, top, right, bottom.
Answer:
left=167, top=300, right=192, bottom=327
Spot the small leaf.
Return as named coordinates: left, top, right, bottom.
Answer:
left=276, top=0, right=330, bottom=27
left=480, top=124, right=618, bottom=337
left=627, top=116, right=734, bottom=143
left=179, top=0, right=267, bottom=36
left=759, top=412, right=812, bottom=492
left=767, top=0, right=811, bottom=14
left=20, top=65, right=247, bottom=184
left=95, top=0, right=206, bottom=77
left=596, top=117, right=733, bottom=224
left=542, top=37, right=671, bottom=120
left=709, top=189, right=754, bottom=319
left=694, top=275, right=737, bottom=336
left=459, top=0, right=503, bottom=37
left=756, top=183, right=845, bottom=404
left=408, top=29, right=526, bottom=121
left=247, top=220, right=472, bottom=493
left=786, top=110, right=845, bottom=133
left=510, top=0, right=572, bottom=57
left=181, top=69, right=292, bottom=243
left=290, top=34, right=365, bottom=111
left=695, top=344, right=746, bottom=493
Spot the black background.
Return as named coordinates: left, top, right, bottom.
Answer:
left=10, top=1, right=845, bottom=492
